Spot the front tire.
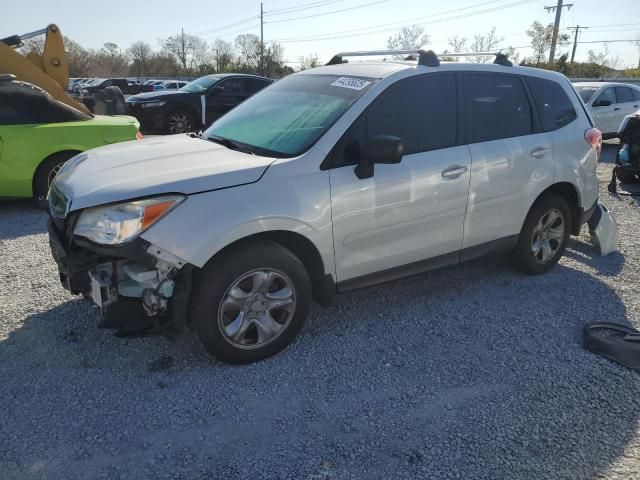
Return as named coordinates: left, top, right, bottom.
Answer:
left=191, top=240, right=312, bottom=364
left=164, top=110, right=196, bottom=134
left=33, top=151, right=78, bottom=206
left=512, top=193, right=571, bottom=275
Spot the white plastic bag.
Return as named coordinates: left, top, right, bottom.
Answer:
left=588, top=202, right=619, bottom=256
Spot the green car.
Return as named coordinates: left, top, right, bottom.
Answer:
left=0, top=79, right=140, bottom=201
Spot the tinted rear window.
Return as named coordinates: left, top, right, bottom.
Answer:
left=527, top=77, right=577, bottom=131
left=464, top=74, right=532, bottom=143
left=616, top=87, right=634, bottom=103
left=575, top=86, right=598, bottom=103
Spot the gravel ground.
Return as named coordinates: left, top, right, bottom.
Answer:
left=1, top=144, right=640, bottom=480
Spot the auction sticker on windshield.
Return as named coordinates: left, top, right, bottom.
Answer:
left=331, top=77, right=372, bottom=90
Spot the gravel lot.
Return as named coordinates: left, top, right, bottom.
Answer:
left=1, top=144, right=640, bottom=480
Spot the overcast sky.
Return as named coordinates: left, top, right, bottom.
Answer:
left=5, top=0, right=640, bottom=68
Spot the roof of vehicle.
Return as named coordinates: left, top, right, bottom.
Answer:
left=197, top=73, right=273, bottom=81
left=299, top=60, right=571, bottom=83
left=573, top=81, right=640, bottom=89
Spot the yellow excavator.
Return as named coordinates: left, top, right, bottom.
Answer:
left=0, top=24, right=126, bottom=114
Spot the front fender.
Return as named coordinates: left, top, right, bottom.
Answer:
left=140, top=161, right=335, bottom=278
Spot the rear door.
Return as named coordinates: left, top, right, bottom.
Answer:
left=461, top=72, right=554, bottom=249
left=329, top=73, right=471, bottom=283
left=590, top=87, right=618, bottom=134
left=615, top=86, right=638, bottom=127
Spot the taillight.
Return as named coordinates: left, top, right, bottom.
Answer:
left=136, top=131, right=144, bottom=140
left=585, top=128, right=602, bottom=162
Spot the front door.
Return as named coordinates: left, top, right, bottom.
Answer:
left=205, top=77, right=249, bottom=125
left=329, top=73, right=471, bottom=284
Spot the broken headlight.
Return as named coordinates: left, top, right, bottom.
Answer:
left=74, top=195, right=185, bottom=245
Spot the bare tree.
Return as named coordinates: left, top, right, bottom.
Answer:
left=469, top=27, right=502, bottom=63
left=235, top=34, right=262, bottom=69
left=297, top=54, right=320, bottom=71
left=526, top=21, right=570, bottom=65
left=163, top=31, right=208, bottom=74
left=448, top=35, right=467, bottom=53
left=387, top=25, right=430, bottom=50
left=127, top=41, right=152, bottom=76
left=212, top=39, right=234, bottom=72
left=587, top=43, right=621, bottom=70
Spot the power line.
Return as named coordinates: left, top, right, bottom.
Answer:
left=270, top=0, right=526, bottom=41
left=264, top=0, right=389, bottom=24
left=264, top=0, right=346, bottom=16
left=191, top=16, right=259, bottom=37
left=269, top=0, right=539, bottom=43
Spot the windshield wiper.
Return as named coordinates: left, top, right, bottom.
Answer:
left=207, top=135, right=255, bottom=155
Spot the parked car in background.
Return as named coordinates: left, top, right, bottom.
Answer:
left=81, top=78, right=129, bottom=94
left=574, top=82, right=640, bottom=137
left=48, top=54, right=601, bottom=363
left=126, top=73, right=273, bottom=134
left=0, top=79, right=141, bottom=201
left=153, top=80, right=189, bottom=91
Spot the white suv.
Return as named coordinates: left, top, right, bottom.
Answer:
left=47, top=50, right=602, bottom=364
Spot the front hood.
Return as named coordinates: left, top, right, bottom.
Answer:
left=54, top=134, right=276, bottom=212
left=127, top=90, right=194, bottom=102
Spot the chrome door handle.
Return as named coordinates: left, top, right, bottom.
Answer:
left=530, top=146, right=550, bottom=159
left=441, top=165, right=468, bottom=179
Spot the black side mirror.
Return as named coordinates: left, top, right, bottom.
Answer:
left=354, top=135, right=404, bottom=179
left=210, top=85, right=224, bottom=95
left=594, top=99, right=612, bottom=107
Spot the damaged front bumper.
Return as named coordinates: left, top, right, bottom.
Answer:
left=47, top=217, right=193, bottom=329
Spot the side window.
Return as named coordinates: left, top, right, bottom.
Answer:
left=464, top=74, right=532, bottom=143
left=333, top=74, right=458, bottom=166
left=247, top=78, right=270, bottom=94
left=616, top=87, right=634, bottom=103
left=527, top=77, right=577, bottom=131
left=595, top=88, right=616, bottom=105
left=0, top=92, right=42, bottom=125
left=633, top=89, right=640, bottom=102
left=220, top=78, right=244, bottom=95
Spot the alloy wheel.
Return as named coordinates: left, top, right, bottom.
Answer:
left=167, top=113, right=193, bottom=134
left=217, top=269, right=296, bottom=349
left=530, top=208, right=565, bottom=263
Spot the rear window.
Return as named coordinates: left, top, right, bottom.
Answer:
left=616, top=87, right=634, bottom=103
left=464, top=74, right=532, bottom=143
left=575, top=86, right=598, bottom=103
left=527, top=77, right=577, bottom=131
left=634, top=89, right=640, bottom=102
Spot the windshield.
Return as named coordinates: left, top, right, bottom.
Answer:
left=204, top=74, right=376, bottom=157
left=181, top=75, right=222, bottom=93
left=575, top=86, right=599, bottom=103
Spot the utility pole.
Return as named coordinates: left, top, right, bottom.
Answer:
left=568, top=25, right=588, bottom=63
left=260, top=2, right=264, bottom=76
left=544, top=0, right=573, bottom=63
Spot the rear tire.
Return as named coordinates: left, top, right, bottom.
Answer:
left=164, top=110, right=196, bottom=134
left=33, top=151, right=78, bottom=207
left=512, top=193, right=571, bottom=275
left=191, top=240, right=312, bottom=364
left=614, top=166, right=640, bottom=184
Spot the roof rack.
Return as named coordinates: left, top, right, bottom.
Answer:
left=325, top=50, right=513, bottom=67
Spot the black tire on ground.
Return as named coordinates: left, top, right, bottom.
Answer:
left=164, top=110, right=197, bottom=135
left=33, top=151, right=78, bottom=205
left=89, top=86, right=127, bottom=115
left=511, top=193, right=572, bottom=275
left=614, top=166, right=640, bottom=184
left=191, top=240, right=312, bottom=364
